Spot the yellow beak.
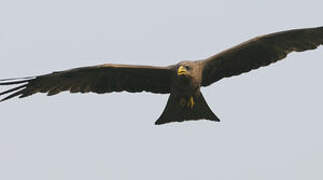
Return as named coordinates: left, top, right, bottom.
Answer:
left=177, top=66, right=187, bottom=75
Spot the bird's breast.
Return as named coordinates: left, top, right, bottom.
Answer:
left=172, top=75, right=200, bottom=96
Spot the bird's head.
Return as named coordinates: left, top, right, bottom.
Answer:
left=177, top=62, right=193, bottom=77
left=175, top=61, right=202, bottom=90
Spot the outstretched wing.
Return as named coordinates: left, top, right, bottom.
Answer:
left=201, top=26, right=323, bottom=86
left=0, top=64, right=174, bottom=102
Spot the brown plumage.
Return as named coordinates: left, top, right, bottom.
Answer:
left=1, top=26, right=323, bottom=125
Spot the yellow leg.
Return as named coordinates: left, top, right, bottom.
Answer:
left=180, top=98, right=187, bottom=107
left=179, top=96, right=195, bottom=109
left=187, top=96, right=195, bottom=109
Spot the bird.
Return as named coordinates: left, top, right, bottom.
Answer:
left=1, top=26, right=323, bottom=125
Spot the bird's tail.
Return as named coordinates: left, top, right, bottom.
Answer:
left=155, top=92, right=220, bottom=125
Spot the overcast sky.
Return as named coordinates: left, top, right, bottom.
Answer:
left=0, top=0, right=323, bottom=179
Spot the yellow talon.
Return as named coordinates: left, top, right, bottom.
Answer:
left=180, top=96, right=195, bottom=109
left=180, top=98, right=187, bottom=107
left=187, top=96, right=195, bottom=109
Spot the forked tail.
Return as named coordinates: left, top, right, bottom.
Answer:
left=155, top=92, right=220, bottom=125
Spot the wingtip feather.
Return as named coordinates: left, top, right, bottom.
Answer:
left=0, top=84, right=27, bottom=96
left=0, top=76, right=35, bottom=102
left=0, top=89, right=25, bottom=102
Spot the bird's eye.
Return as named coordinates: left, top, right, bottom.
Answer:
left=185, top=66, right=190, bottom=70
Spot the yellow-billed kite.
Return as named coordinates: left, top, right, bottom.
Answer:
left=1, top=26, right=323, bottom=124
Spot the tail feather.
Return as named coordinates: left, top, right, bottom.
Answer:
left=155, top=92, right=220, bottom=125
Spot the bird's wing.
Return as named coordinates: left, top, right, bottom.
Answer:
left=0, top=64, right=174, bottom=102
left=201, top=26, right=323, bottom=86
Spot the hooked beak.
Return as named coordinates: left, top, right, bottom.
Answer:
left=177, top=66, right=187, bottom=75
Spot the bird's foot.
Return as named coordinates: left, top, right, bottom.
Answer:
left=187, top=96, right=195, bottom=109
left=179, top=96, right=195, bottom=109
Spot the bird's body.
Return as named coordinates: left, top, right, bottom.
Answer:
left=156, top=61, right=219, bottom=124
left=1, top=26, right=323, bottom=125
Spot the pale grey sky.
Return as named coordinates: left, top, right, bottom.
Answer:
left=0, top=0, right=322, bottom=179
